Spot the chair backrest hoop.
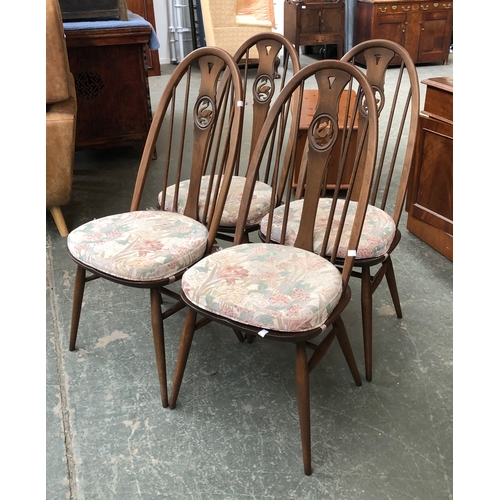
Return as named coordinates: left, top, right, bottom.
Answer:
left=130, top=46, right=245, bottom=252
left=341, top=39, right=420, bottom=228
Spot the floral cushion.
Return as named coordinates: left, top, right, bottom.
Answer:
left=182, top=243, right=343, bottom=332
left=67, top=211, right=208, bottom=282
left=260, top=199, right=396, bottom=260
left=158, top=175, right=273, bottom=228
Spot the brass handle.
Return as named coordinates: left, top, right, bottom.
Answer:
left=421, top=4, right=429, bottom=10
left=392, top=5, right=397, bottom=9
left=402, top=6, right=410, bottom=11
left=443, top=3, right=452, bottom=8
left=434, top=2, right=439, bottom=6
left=379, top=6, right=387, bottom=12
left=315, top=36, right=326, bottom=42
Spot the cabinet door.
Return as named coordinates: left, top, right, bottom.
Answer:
left=374, top=12, right=408, bottom=48
left=322, top=7, right=343, bottom=35
left=417, top=9, right=453, bottom=63
left=407, top=115, right=453, bottom=235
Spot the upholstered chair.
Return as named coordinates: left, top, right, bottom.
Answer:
left=46, top=0, right=77, bottom=237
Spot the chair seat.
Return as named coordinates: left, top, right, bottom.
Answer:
left=67, top=211, right=208, bottom=282
left=182, top=243, right=343, bottom=332
left=159, top=175, right=273, bottom=228
left=260, top=199, right=396, bottom=260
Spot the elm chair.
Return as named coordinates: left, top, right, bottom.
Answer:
left=158, top=32, right=301, bottom=243
left=66, top=47, right=244, bottom=408
left=293, top=40, right=420, bottom=381
left=168, top=60, right=379, bottom=475
left=339, top=40, right=420, bottom=381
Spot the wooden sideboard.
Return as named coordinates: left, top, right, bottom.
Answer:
left=284, top=0, right=345, bottom=58
left=354, top=0, right=452, bottom=65
left=406, top=76, right=452, bottom=260
left=65, top=24, right=153, bottom=151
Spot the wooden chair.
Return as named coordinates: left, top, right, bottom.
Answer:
left=293, top=40, right=420, bottom=382
left=66, top=47, right=244, bottom=408
left=158, top=32, right=301, bottom=243
left=168, top=60, right=379, bottom=475
left=339, top=40, right=421, bottom=381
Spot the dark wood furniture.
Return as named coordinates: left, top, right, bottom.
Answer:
left=354, top=0, right=453, bottom=65
left=406, top=76, right=453, bottom=260
left=64, top=23, right=153, bottom=151
left=284, top=0, right=345, bottom=58
left=126, top=0, right=161, bottom=76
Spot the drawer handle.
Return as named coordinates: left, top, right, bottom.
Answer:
left=433, top=2, right=439, bottom=5
left=379, top=6, right=387, bottom=12
left=421, top=4, right=429, bottom=9
left=443, top=3, right=452, bottom=8
left=402, top=5, right=410, bottom=11
left=315, top=36, right=326, bottom=42
left=392, top=5, right=397, bottom=9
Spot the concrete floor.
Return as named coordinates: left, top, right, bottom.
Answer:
left=46, top=52, right=453, bottom=499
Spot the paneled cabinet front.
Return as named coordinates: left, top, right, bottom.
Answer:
left=354, top=0, right=452, bottom=64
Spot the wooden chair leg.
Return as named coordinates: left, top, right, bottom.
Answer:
left=335, top=317, right=362, bottom=387
left=169, top=308, right=197, bottom=410
left=295, top=342, right=312, bottom=476
left=69, top=265, right=86, bottom=351
left=385, top=256, right=403, bottom=318
left=361, top=267, right=373, bottom=382
left=49, top=206, right=69, bottom=237
left=150, top=288, right=168, bottom=408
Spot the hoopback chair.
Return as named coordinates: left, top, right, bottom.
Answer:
left=66, top=47, right=244, bottom=408
left=158, top=32, right=301, bottom=243
left=339, top=40, right=420, bottom=381
left=168, top=60, right=379, bottom=475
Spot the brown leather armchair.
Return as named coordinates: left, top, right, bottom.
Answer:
left=46, top=0, right=77, bottom=237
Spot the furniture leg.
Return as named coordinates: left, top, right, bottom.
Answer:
left=49, top=206, right=69, bottom=237
left=69, top=264, right=86, bottom=351
left=335, top=317, right=362, bottom=387
left=295, top=341, right=312, bottom=476
left=361, top=266, right=373, bottom=381
left=169, top=308, right=197, bottom=410
left=385, top=256, right=403, bottom=318
left=150, top=288, right=168, bottom=408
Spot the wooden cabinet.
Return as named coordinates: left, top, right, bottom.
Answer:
left=354, top=0, right=452, bottom=65
left=65, top=25, right=153, bottom=151
left=284, top=0, right=345, bottom=57
left=406, top=76, right=453, bottom=260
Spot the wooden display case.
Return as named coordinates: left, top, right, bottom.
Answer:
left=284, top=0, right=345, bottom=58
left=354, top=0, right=452, bottom=65
left=406, top=76, right=453, bottom=260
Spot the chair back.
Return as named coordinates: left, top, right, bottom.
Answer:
left=232, top=32, right=301, bottom=173
left=341, top=39, right=420, bottom=229
left=234, top=60, right=379, bottom=287
left=130, top=46, right=244, bottom=252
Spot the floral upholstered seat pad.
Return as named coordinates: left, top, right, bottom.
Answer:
left=260, top=199, right=396, bottom=260
left=182, top=243, right=343, bottom=333
left=67, top=211, right=208, bottom=282
left=158, top=176, right=273, bottom=227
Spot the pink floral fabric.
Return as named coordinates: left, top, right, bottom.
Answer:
left=158, top=175, right=273, bottom=227
left=182, top=243, right=343, bottom=332
left=260, top=199, right=396, bottom=259
left=67, top=211, right=208, bottom=281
